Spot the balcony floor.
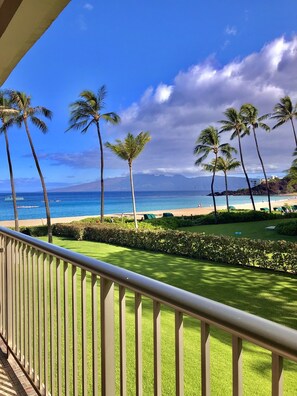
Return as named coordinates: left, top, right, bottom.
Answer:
left=0, top=339, right=37, bottom=396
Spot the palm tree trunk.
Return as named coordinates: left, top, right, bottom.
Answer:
left=24, top=118, right=52, bottom=243
left=4, top=128, right=19, bottom=231
left=252, top=127, right=272, bottom=213
left=129, top=161, right=138, bottom=230
left=237, top=131, right=256, bottom=211
left=211, top=155, right=218, bottom=222
left=96, top=121, right=104, bottom=223
left=290, top=118, right=297, bottom=147
left=224, top=171, right=230, bottom=211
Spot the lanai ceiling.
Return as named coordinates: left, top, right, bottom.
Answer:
left=0, top=0, right=70, bottom=85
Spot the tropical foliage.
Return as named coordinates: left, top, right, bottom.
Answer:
left=9, top=91, right=53, bottom=242
left=271, top=96, right=297, bottom=146
left=105, top=131, right=151, bottom=229
left=240, top=103, right=272, bottom=212
left=67, top=86, right=120, bottom=223
left=203, top=156, right=241, bottom=211
left=0, top=90, right=19, bottom=231
left=194, top=126, right=236, bottom=220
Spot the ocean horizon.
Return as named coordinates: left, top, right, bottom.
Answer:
left=0, top=191, right=291, bottom=222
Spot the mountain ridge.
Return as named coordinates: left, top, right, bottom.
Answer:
left=50, top=174, right=254, bottom=193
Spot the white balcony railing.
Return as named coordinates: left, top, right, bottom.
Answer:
left=0, top=227, right=296, bottom=395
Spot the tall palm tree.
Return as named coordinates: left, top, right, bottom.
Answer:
left=271, top=96, right=297, bottom=146
left=240, top=103, right=272, bottom=212
left=194, top=126, right=236, bottom=221
left=9, top=91, right=53, bottom=243
left=67, top=86, right=120, bottom=223
left=105, top=132, right=151, bottom=230
left=287, top=149, right=297, bottom=187
left=219, top=107, right=256, bottom=211
left=0, top=91, right=19, bottom=231
left=203, top=156, right=241, bottom=211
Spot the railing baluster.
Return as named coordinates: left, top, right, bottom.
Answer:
left=56, top=258, right=62, bottom=395
left=28, top=246, right=32, bottom=376
left=100, top=277, right=115, bottom=396
left=16, top=241, right=20, bottom=359
left=272, top=353, right=283, bottom=396
left=16, top=241, right=22, bottom=360
left=153, top=300, right=161, bottom=396
left=135, top=293, right=143, bottom=396
left=21, top=243, right=25, bottom=366
left=64, top=261, right=69, bottom=396
left=43, top=253, right=48, bottom=395
left=72, top=265, right=78, bottom=396
left=32, top=249, right=38, bottom=383
left=50, top=255, right=55, bottom=395
left=119, top=286, right=126, bottom=396
left=201, top=321, right=210, bottom=396
left=175, top=311, right=184, bottom=396
left=92, top=273, right=98, bottom=396
left=12, top=239, right=16, bottom=353
left=37, top=251, right=42, bottom=389
left=24, top=245, right=29, bottom=371
left=232, top=335, right=243, bottom=396
left=81, top=269, right=87, bottom=395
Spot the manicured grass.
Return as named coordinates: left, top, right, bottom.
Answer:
left=180, top=218, right=297, bottom=241
left=42, top=236, right=297, bottom=395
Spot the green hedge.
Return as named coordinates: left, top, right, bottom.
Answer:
left=52, top=223, right=85, bottom=240
left=20, top=225, right=48, bottom=237
left=276, top=221, right=297, bottom=236
left=53, top=223, right=297, bottom=273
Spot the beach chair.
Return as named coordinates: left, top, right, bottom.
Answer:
left=144, top=214, right=156, bottom=220
left=163, top=212, right=174, bottom=217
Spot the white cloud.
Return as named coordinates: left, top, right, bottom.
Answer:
left=114, top=36, right=297, bottom=177
left=83, top=3, right=94, bottom=11
left=225, top=25, right=237, bottom=36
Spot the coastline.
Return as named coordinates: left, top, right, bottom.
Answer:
left=0, top=196, right=296, bottom=228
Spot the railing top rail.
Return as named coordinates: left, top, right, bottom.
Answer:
left=1, top=226, right=296, bottom=362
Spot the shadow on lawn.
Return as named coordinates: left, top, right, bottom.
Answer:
left=91, top=244, right=297, bottom=330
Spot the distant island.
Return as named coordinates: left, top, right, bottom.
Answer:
left=212, top=177, right=297, bottom=196
left=50, top=174, right=255, bottom=193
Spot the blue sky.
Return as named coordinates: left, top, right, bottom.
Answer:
left=2, top=0, right=297, bottom=191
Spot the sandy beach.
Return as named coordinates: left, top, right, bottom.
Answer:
left=0, top=196, right=296, bottom=228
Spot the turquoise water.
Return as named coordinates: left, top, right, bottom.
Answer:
left=0, top=191, right=290, bottom=221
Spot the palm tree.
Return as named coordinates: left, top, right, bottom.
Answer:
left=0, top=91, right=19, bottom=231
left=287, top=149, right=297, bottom=187
left=67, top=86, right=120, bottom=223
left=194, top=126, right=236, bottom=221
left=219, top=107, right=256, bottom=211
left=9, top=91, right=53, bottom=242
left=240, top=103, right=272, bottom=212
left=105, top=132, right=151, bottom=229
left=271, top=96, right=297, bottom=146
left=203, top=156, right=241, bottom=211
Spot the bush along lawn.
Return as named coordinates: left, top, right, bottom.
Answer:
left=52, top=223, right=297, bottom=273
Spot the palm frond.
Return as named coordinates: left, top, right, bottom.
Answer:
left=30, top=116, right=48, bottom=133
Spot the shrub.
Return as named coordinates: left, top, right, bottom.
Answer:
left=82, top=225, right=297, bottom=274
left=20, top=225, right=48, bottom=237
left=276, top=221, right=297, bottom=236
left=52, top=223, right=84, bottom=240
left=195, top=210, right=297, bottom=225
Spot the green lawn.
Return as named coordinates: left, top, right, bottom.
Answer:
left=42, top=236, right=297, bottom=395
left=180, top=218, right=297, bottom=241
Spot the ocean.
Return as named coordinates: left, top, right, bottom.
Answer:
left=0, top=191, right=290, bottom=221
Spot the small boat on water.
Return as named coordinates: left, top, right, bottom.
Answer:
left=4, top=196, right=24, bottom=201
